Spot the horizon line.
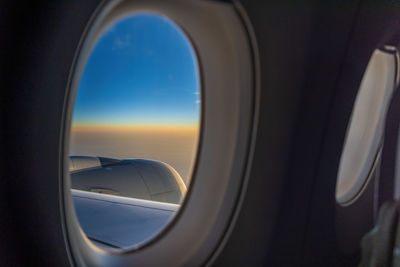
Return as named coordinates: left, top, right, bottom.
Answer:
left=71, top=123, right=199, bottom=131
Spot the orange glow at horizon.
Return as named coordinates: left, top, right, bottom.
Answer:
left=69, top=123, right=200, bottom=184
left=71, top=123, right=199, bottom=133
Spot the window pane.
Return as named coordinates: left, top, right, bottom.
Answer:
left=68, top=13, right=200, bottom=250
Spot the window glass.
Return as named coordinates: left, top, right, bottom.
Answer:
left=69, top=13, right=200, bottom=249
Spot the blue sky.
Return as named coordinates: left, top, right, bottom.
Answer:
left=72, top=14, right=200, bottom=126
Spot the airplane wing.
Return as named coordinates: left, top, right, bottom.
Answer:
left=71, top=189, right=179, bottom=249
left=70, top=156, right=187, bottom=204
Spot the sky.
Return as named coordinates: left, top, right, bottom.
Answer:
left=70, top=14, right=200, bottom=184
left=72, top=14, right=200, bottom=127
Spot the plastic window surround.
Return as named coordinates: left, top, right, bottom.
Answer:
left=336, top=47, right=398, bottom=205
left=62, top=0, right=256, bottom=266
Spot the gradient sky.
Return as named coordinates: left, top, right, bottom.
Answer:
left=72, top=14, right=200, bottom=127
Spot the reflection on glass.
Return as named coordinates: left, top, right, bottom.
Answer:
left=69, top=14, right=200, bottom=250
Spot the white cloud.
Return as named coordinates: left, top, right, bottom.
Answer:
left=113, top=34, right=131, bottom=50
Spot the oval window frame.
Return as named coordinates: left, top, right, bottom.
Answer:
left=336, top=47, right=398, bottom=205
left=62, top=0, right=256, bottom=266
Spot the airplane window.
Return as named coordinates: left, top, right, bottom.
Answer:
left=336, top=48, right=398, bottom=205
left=68, top=14, right=200, bottom=250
